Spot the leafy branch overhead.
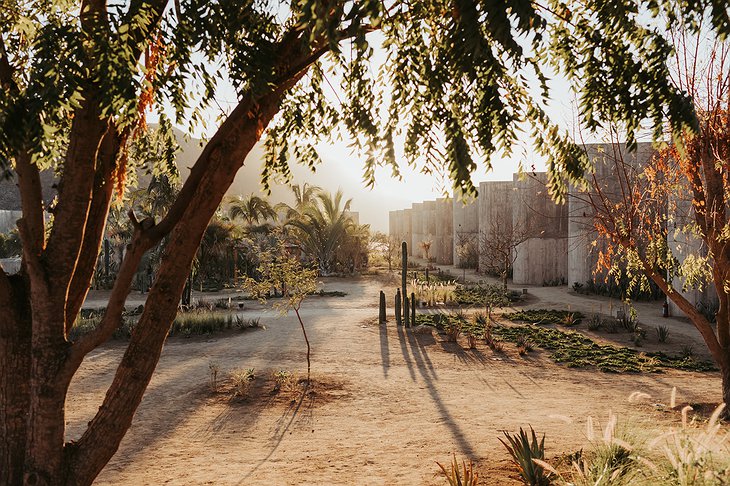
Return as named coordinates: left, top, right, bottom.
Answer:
left=3, top=1, right=728, bottom=202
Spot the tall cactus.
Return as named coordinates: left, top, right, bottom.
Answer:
left=411, top=292, right=416, bottom=325
left=395, top=288, right=402, bottom=326
left=402, top=241, right=408, bottom=326
left=379, top=290, right=386, bottom=324
left=404, top=295, right=409, bottom=328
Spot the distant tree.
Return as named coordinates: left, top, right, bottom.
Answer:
left=420, top=238, right=433, bottom=263
left=371, top=231, right=399, bottom=272
left=287, top=189, right=357, bottom=275
left=455, top=231, right=479, bottom=270
left=479, top=214, right=531, bottom=289
left=227, top=194, right=277, bottom=226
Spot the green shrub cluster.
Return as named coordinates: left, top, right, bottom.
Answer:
left=503, top=309, right=585, bottom=326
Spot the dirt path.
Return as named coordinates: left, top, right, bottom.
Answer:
left=68, top=275, right=723, bottom=485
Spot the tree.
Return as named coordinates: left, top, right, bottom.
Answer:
left=479, top=213, right=531, bottom=289
left=371, top=231, right=399, bottom=272
left=420, top=238, right=433, bottom=263
left=286, top=189, right=357, bottom=274
left=243, top=232, right=318, bottom=380
left=1, top=0, right=727, bottom=484
left=455, top=230, right=479, bottom=270
left=580, top=25, right=730, bottom=409
left=227, top=194, right=277, bottom=226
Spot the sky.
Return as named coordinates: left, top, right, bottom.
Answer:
left=163, top=31, right=599, bottom=233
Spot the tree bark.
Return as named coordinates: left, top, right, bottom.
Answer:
left=0, top=274, right=31, bottom=486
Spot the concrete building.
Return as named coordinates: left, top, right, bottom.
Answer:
left=567, top=142, right=655, bottom=287
left=512, top=173, right=568, bottom=285
left=452, top=196, right=479, bottom=267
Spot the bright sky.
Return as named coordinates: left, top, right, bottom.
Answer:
left=161, top=33, right=598, bottom=232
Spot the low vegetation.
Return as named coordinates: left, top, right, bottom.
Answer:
left=499, top=427, right=551, bottom=486
left=454, top=283, right=521, bottom=307
left=417, top=313, right=715, bottom=373
left=437, top=454, right=479, bottom=486
left=503, top=309, right=584, bottom=326
left=70, top=311, right=261, bottom=340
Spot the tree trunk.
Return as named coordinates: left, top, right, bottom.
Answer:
left=722, top=360, right=730, bottom=410
left=0, top=276, right=31, bottom=485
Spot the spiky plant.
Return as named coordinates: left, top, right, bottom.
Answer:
left=436, top=454, right=479, bottom=486
left=499, top=427, right=551, bottom=486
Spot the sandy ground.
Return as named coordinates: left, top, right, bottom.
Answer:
left=67, top=272, right=724, bottom=485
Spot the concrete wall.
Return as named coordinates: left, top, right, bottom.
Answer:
left=478, top=181, right=514, bottom=272
left=0, top=210, right=21, bottom=234
left=567, top=142, right=655, bottom=287
left=512, top=238, right=568, bottom=285
left=452, top=195, right=479, bottom=267
left=402, top=208, right=413, bottom=256
left=512, top=173, right=568, bottom=285
left=434, top=198, right=453, bottom=264
left=411, top=202, right=424, bottom=258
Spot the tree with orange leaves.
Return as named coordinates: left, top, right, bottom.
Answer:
left=581, top=27, right=730, bottom=409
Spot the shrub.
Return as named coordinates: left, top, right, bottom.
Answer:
left=504, top=309, right=584, bottom=326
left=655, top=325, right=670, bottom=343
left=587, top=314, right=602, bottom=331
left=516, top=335, right=534, bottom=355
left=208, top=362, right=220, bottom=392
left=230, top=368, right=255, bottom=397
left=437, top=454, right=479, bottom=486
left=466, top=332, right=478, bottom=349
left=444, top=322, right=462, bottom=343
left=499, top=426, right=551, bottom=486
left=273, top=370, right=296, bottom=393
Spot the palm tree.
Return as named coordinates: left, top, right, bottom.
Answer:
left=276, top=183, right=322, bottom=222
left=287, top=189, right=356, bottom=275
left=227, top=194, right=277, bottom=226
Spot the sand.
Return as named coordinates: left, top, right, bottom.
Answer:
left=66, top=274, right=723, bottom=485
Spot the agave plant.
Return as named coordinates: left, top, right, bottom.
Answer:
left=499, top=426, right=552, bottom=486
left=436, top=454, right=479, bottom=486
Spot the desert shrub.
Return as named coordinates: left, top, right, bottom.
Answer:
left=209, top=362, right=220, bottom=392
left=504, top=309, right=584, bottom=326
left=491, top=338, right=505, bottom=353
left=516, top=335, right=534, bottom=355
left=466, top=332, right=478, bottom=349
left=500, top=426, right=551, bottom=486
left=444, top=321, right=462, bottom=343
left=230, top=368, right=255, bottom=397
left=655, top=325, right=670, bottom=343
left=586, top=314, right=602, bottom=331
left=273, top=370, right=296, bottom=393
left=474, top=312, right=488, bottom=326
left=437, top=454, right=479, bottom=486
left=171, top=312, right=232, bottom=336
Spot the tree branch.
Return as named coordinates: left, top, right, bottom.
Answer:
left=0, top=34, right=15, bottom=90
left=64, top=126, right=123, bottom=330
left=67, top=214, right=153, bottom=369
left=14, top=151, right=44, bottom=256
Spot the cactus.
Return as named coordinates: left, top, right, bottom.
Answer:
left=411, top=292, right=416, bottom=324
left=395, top=288, right=402, bottom=326
left=379, top=290, right=386, bottom=323
left=404, top=295, right=410, bottom=328
left=402, top=241, right=408, bottom=326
